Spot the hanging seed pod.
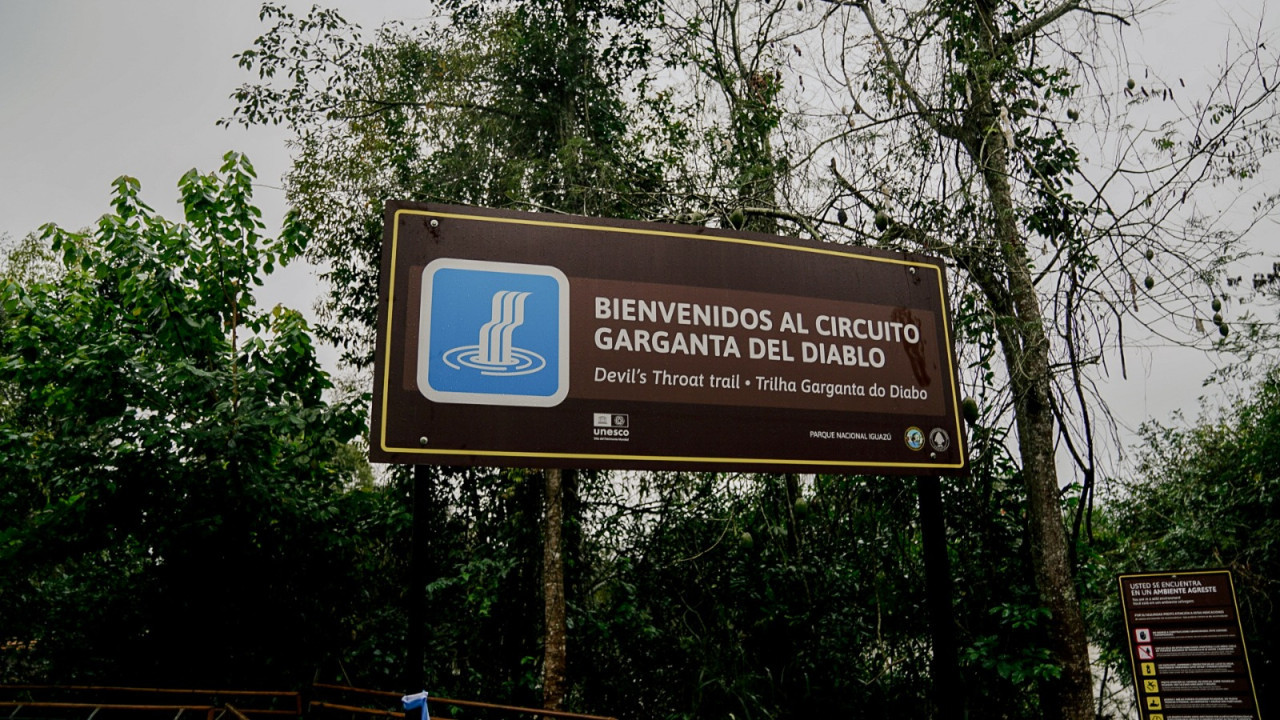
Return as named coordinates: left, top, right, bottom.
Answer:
left=794, top=497, right=811, bottom=519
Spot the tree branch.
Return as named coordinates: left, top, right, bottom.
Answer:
left=1003, top=0, right=1081, bottom=46
left=824, top=0, right=963, bottom=140
left=1004, top=1, right=1133, bottom=47
left=740, top=206, right=824, bottom=241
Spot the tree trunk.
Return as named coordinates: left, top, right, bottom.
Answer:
left=972, top=123, right=1095, bottom=720
left=542, top=468, right=568, bottom=711
left=1001, top=317, right=1094, bottom=720
left=406, top=464, right=430, bottom=694
left=1015, top=376, right=1095, bottom=720
left=955, top=4, right=1095, bottom=715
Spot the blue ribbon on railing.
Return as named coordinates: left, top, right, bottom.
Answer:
left=401, top=691, right=430, bottom=720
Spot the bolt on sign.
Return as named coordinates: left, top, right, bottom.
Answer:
left=1118, top=570, right=1262, bottom=720
left=370, top=202, right=967, bottom=474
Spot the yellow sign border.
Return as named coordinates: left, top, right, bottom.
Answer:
left=378, top=207, right=967, bottom=470
left=1117, top=569, right=1262, bottom=720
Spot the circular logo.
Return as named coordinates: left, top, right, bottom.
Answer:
left=929, top=428, right=951, bottom=452
left=905, top=426, right=925, bottom=451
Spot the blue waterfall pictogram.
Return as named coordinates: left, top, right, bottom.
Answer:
left=420, top=258, right=568, bottom=406
left=441, top=290, right=547, bottom=376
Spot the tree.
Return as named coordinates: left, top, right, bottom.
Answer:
left=226, top=0, right=665, bottom=368
left=0, top=153, right=368, bottom=685
left=228, top=2, right=672, bottom=709
left=651, top=2, right=1279, bottom=717
left=638, top=0, right=1280, bottom=715
left=656, top=0, right=812, bottom=234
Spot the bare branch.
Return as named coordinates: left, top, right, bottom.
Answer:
left=1003, top=0, right=1082, bottom=46
left=741, top=206, right=825, bottom=241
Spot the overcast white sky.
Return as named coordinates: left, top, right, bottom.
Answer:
left=0, top=1, right=425, bottom=333
left=1, top=0, right=1276, bottom=472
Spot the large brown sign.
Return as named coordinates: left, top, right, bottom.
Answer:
left=1118, top=570, right=1261, bottom=720
left=370, top=202, right=967, bottom=473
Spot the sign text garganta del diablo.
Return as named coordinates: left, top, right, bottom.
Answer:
left=370, top=202, right=967, bottom=474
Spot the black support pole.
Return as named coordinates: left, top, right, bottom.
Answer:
left=405, top=463, right=430, bottom=699
left=917, top=475, right=962, bottom=720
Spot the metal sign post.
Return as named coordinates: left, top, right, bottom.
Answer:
left=405, top=464, right=430, bottom=696
left=918, top=475, right=961, bottom=720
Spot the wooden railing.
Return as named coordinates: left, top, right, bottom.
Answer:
left=0, top=685, right=302, bottom=719
left=309, top=683, right=617, bottom=720
left=0, top=683, right=618, bottom=720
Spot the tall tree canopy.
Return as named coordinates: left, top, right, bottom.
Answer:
left=227, top=0, right=668, bottom=367
left=228, top=2, right=675, bottom=708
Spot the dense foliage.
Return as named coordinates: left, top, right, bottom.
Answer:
left=0, top=154, right=370, bottom=686
left=1088, top=365, right=1280, bottom=716
left=339, top=457, right=1062, bottom=719
left=2, top=1, right=1279, bottom=719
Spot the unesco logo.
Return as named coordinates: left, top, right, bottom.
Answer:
left=419, top=259, right=570, bottom=407
left=593, top=412, right=630, bottom=440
